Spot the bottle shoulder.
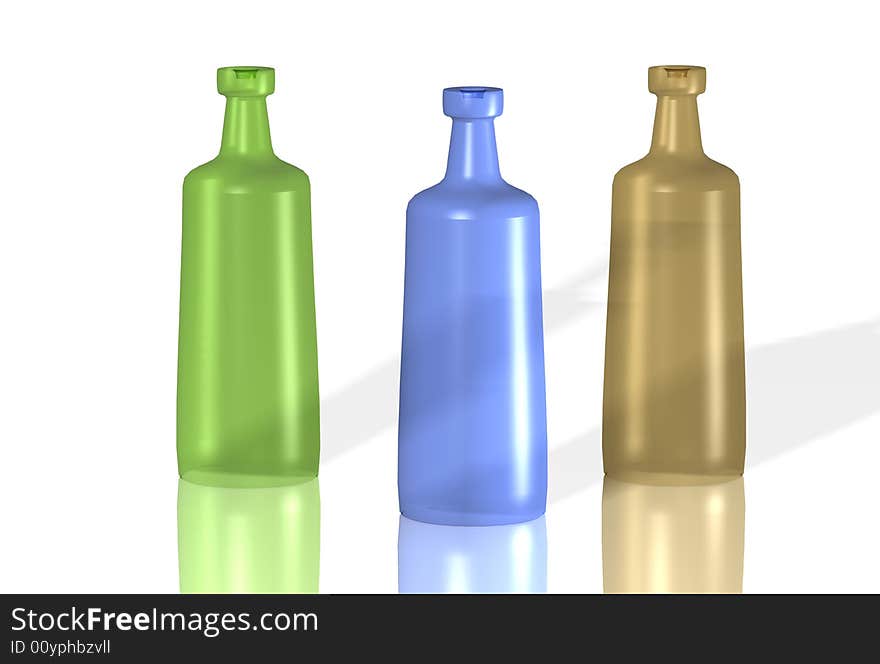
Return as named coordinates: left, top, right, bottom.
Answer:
left=184, top=154, right=309, bottom=193
left=407, top=178, right=539, bottom=221
left=614, top=152, right=739, bottom=192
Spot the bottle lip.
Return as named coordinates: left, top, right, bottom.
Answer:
left=648, top=66, right=706, bottom=96
left=217, top=66, right=275, bottom=97
left=443, top=86, right=503, bottom=119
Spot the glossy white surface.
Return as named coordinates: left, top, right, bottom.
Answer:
left=1, top=0, right=879, bottom=593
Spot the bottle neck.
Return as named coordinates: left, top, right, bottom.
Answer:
left=444, top=118, right=501, bottom=183
left=650, top=94, right=703, bottom=155
left=220, top=97, right=274, bottom=157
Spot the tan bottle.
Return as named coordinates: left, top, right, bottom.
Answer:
left=602, top=477, right=745, bottom=593
left=603, top=66, right=745, bottom=483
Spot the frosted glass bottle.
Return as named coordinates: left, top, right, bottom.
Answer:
left=398, top=87, right=548, bottom=526
left=177, top=67, right=320, bottom=487
left=603, top=66, right=746, bottom=483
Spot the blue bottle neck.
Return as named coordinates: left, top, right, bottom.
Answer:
left=444, top=118, right=501, bottom=183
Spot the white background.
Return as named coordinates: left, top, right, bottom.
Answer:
left=1, top=1, right=878, bottom=593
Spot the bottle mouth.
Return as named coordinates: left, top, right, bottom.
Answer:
left=217, top=66, right=275, bottom=97
left=648, top=66, right=706, bottom=96
left=443, top=86, right=503, bottom=119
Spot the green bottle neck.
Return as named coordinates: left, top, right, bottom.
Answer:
left=650, top=94, right=704, bottom=156
left=220, top=97, right=274, bottom=157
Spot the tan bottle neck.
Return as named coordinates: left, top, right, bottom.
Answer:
left=650, top=95, right=703, bottom=156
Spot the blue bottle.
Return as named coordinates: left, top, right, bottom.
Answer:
left=398, top=86, right=548, bottom=526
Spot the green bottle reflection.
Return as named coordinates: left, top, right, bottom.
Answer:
left=178, top=478, right=320, bottom=593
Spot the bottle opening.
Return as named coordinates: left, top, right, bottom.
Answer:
left=233, top=68, right=259, bottom=80
left=459, top=87, right=488, bottom=98
left=664, top=67, right=690, bottom=79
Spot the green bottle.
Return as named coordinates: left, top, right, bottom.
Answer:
left=178, top=478, right=320, bottom=593
left=177, top=67, right=319, bottom=487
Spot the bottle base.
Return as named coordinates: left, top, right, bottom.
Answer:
left=400, top=504, right=545, bottom=527
left=181, top=468, right=318, bottom=489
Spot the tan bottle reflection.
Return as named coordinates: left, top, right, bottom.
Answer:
left=602, top=477, right=744, bottom=593
left=177, top=478, right=320, bottom=593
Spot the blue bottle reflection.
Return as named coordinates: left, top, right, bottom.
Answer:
left=398, top=515, right=547, bottom=593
